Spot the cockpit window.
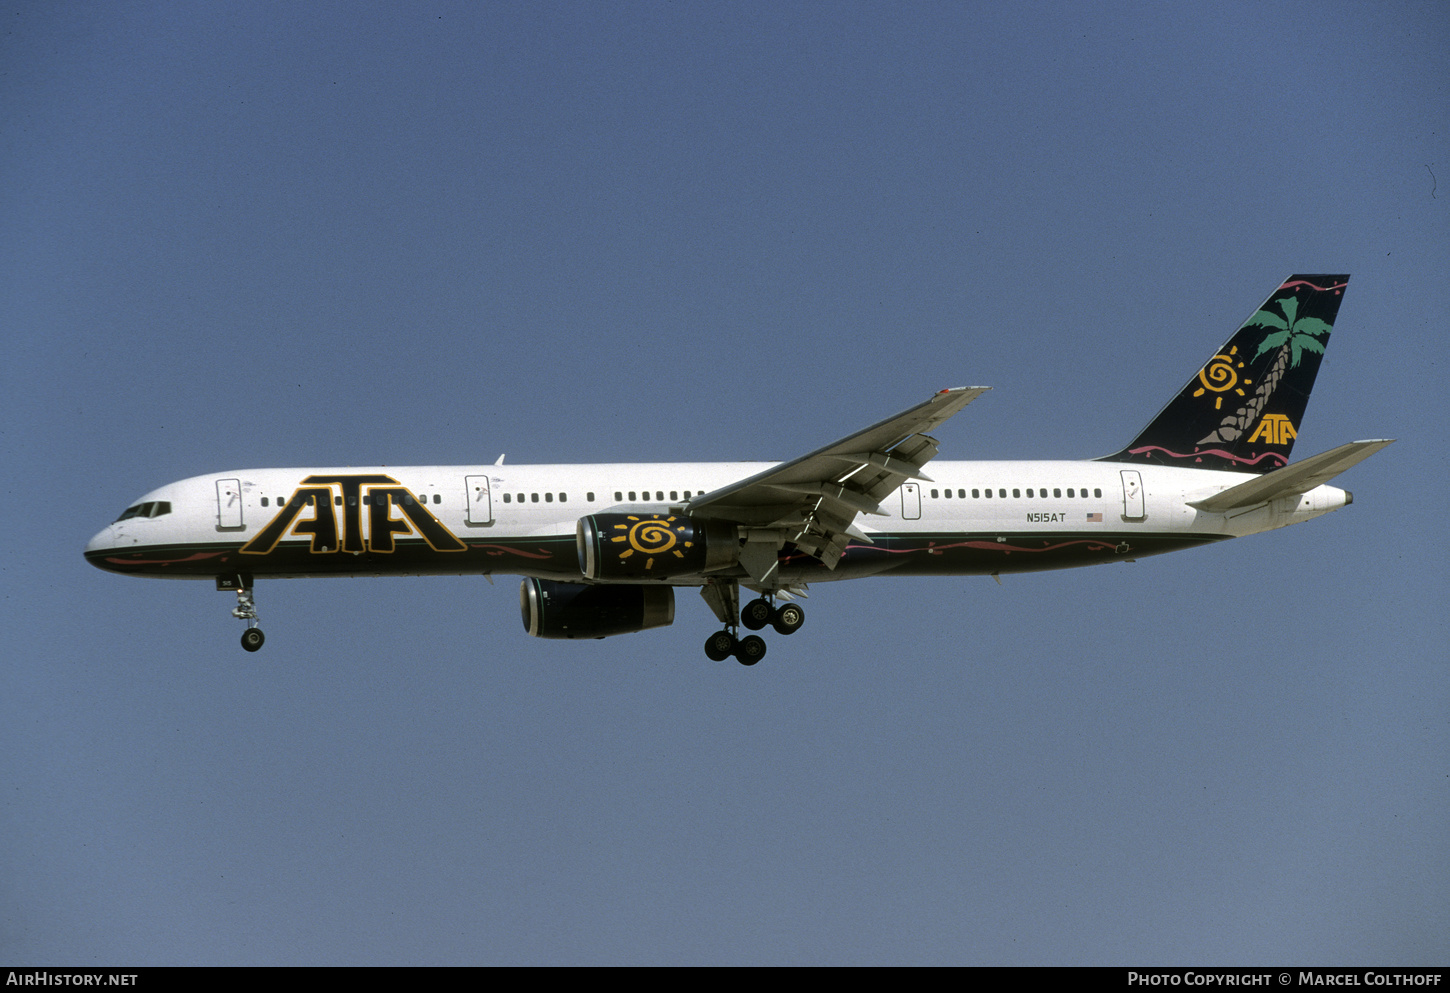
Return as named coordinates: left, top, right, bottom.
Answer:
left=114, top=501, right=172, bottom=522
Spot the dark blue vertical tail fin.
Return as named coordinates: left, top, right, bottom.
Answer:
left=1097, top=274, right=1349, bottom=474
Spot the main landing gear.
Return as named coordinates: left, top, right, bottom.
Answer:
left=704, top=629, right=768, bottom=665
left=221, top=577, right=265, bottom=652
left=701, top=587, right=805, bottom=666
left=741, top=597, right=804, bottom=636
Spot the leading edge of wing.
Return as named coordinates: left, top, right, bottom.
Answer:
left=686, top=386, right=990, bottom=519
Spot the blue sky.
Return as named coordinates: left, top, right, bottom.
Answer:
left=2, top=0, right=1446, bottom=965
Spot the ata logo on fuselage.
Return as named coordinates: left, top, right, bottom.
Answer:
left=240, top=474, right=466, bottom=555
left=1246, top=413, right=1297, bottom=446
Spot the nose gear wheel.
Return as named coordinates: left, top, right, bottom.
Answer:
left=230, top=586, right=266, bottom=652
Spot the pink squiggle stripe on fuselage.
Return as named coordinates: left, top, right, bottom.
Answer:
left=468, top=544, right=556, bottom=559
left=784, top=538, right=1116, bottom=563
left=1279, top=279, right=1347, bottom=293
left=1128, top=445, right=1287, bottom=468
left=947, top=539, right=1117, bottom=554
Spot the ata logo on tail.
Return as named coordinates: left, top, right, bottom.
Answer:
left=1246, top=413, right=1297, bottom=446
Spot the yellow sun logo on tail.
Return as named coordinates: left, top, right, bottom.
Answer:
left=1193, top=346, right=1253, bottom=410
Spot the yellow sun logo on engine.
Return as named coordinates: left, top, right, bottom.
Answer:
left=610, top=515, right=693, bottom=570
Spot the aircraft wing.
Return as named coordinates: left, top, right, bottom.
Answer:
left=1187, top=439, right=1395, bottom=512
left=685, top=386, right=990, bottom=582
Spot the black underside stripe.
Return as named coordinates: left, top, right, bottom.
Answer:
left=87, top=531, right=1229, bottom=581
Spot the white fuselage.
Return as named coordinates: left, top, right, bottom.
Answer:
left=85, top=460, right=1352, bottom=584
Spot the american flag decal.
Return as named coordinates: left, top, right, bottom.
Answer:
left=1086, top=512, right=1103, bottom=522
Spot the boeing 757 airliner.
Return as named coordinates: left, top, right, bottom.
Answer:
left=86, top=275, right=1390, bottom=664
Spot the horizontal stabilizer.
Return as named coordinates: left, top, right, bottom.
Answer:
left=1188, top=439, right=1394, bottom=512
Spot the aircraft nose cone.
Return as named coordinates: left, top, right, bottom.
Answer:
left=84, top=524, right=122, bottom=570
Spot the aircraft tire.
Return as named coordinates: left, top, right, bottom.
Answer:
left=741, top=598, right=772, bottom=631
left=704, top=631, right=735, bottom=662
left=771, top=603, right=804, bottom=635
left=735, top=635, right=766, bottom=666
left=241, top=628, right=265, bottom=652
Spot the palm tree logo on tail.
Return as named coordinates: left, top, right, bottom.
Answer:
left=1198, top=293, right=1333, bottom=445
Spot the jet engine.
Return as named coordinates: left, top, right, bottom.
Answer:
left=519, top=578, right=675, bottom=639
left=576, top=513, right=738, bottom=581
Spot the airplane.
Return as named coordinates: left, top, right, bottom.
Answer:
left=85, top=274, right=1391, bottom=665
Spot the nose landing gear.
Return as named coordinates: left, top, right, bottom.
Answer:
left=219, top=576, right=265, bottom=652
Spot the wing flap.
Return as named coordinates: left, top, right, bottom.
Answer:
left=686, top=386, right=989, bottom=572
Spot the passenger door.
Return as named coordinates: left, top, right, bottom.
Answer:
left=1119, top=470, right=1146, bottom=521
left=900, top=482, right=922, bottom=520
left=465, top=475, right=493, bottom=526
left=216, top=478, right=244, bottom=530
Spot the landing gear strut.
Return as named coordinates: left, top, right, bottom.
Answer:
left=229, top=583, right=265, bottom=652
left=700, top=584, right=805, bottom=666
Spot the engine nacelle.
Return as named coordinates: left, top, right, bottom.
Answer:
left=519, top=578, right=675, bottom=639
left=577, top=513, right=738, bottom=581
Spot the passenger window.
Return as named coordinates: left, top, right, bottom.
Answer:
left=983, top=489, right=991, bottom=499
left=628, top=491, right=636, bottom=501
left=931, top=489, right=939, bottom=498
left=503, top=494, right=511, bottom=503
left=545, top=493, right=553, bottom=503
left=670, top=491, right=678, bottom=501
left=1094, top=488, right=1102, bottom=498
left=261, top=497, right=269, bottom=507
left=531, top=493, right=539, bottom=503
left=943, top=489, right=952, bottom=499
left=1067, top=488, right=1074, bottom=498
left=1012, top=489, right=1020, bottom=498
left=560, top=493, right=567, bottom=503
left=587, top=492, right=595, bottom=502
left=1053, top=488, right=1061, bottom=498
left=656, top=491, right=664, bottom=501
